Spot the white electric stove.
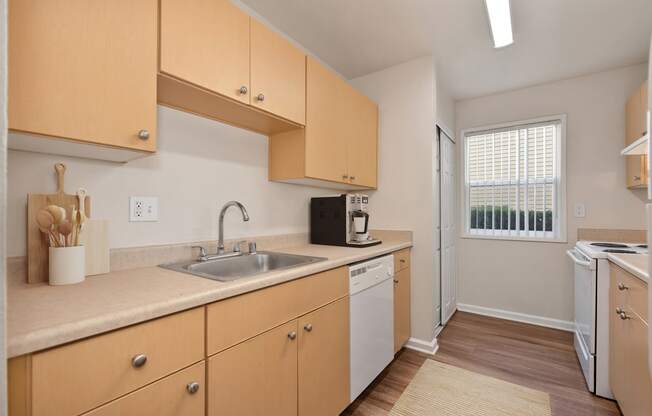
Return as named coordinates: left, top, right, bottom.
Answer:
left=567, top=241, right=648, bottom=398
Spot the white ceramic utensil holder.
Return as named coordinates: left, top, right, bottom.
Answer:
left=49, top=246, right=86, bottom=285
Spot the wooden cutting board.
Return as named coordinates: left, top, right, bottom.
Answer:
left=27, top=163, right=91, bottom=283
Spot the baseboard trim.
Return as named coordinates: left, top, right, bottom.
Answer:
left=405, top=336, right=439, bottom=355
left=456, top=303, right=575, bottom=332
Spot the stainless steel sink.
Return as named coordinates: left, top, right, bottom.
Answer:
left=161, top=251, right=327, bottom=282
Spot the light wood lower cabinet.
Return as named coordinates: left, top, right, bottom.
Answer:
left=208, top=297, right=350, bottom=416
left=609, top=263, right=652, bottom=416
left=208, top=320, right=299, bottom=416
left=298, top=297, right=350, bottom=416
left=83, top=362, right=205, bottom=416
left=394, top=267, right=411, bottom=352
left=8, top=0, right=158, bottom=154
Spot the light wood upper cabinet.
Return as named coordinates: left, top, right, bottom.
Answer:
left=250, top=19, right=306, bottom=124
left=344, top=84, right=378, bottom=188
left=269, top=57, right=378, bottom=189
left=160, top=0, right=250, bottom=104
left=609, top=264, right=652, bottom=416
left=207, top=320, right=299, bottom=416
left=303, top=56, right=349, bottom=183
left=625, top=80, right=649, bottom=189
left=8, top=0, right=158, bottom=153
left=298, top=297, right=350, bottom=416
left=394, top=267, right=411, bottom=353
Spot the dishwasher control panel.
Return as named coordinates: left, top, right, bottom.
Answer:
left=348, top=255, right=394, bottom=295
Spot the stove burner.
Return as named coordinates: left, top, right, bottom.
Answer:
left=603, top=249, right=637, bottom=254
left=590, top=242, right=629, bottom=248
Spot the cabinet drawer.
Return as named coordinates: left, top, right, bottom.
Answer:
left=83, top=361, right=205, bottom=416
left=612, top=264, right=648, bottom=322
left=207, top=267, right=348, bottom=355
left=31, top=308, right=204, bottom=416
left=394, top=249, right=410, bottom=273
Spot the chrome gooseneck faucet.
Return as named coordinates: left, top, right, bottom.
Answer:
left=217, top=201, right=249, bottom=254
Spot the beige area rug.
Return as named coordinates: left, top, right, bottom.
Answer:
left=389, top=360, right=552, bottom=416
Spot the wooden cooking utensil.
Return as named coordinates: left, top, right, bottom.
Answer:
left=27, top=163, right=91, bottom=283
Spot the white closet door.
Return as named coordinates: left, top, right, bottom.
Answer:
left=440, top=130, right=457, bottom=325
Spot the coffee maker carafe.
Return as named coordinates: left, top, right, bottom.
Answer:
left=310, top=194, right=381, bottom=247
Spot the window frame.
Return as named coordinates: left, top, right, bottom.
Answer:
left=460, top=114, right=567, bottom=243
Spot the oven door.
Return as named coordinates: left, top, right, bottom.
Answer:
left=567, top=248, right=596, bottom=354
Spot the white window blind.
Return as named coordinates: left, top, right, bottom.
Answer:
left=463, top=117, right=565, bottom=241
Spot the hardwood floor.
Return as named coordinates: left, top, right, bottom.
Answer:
left=342, top=311, right=621, bottom=416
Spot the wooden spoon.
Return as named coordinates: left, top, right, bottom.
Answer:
left=36, top=209, right=59, bottom=247
left=58, top=221, right=73, bottom=247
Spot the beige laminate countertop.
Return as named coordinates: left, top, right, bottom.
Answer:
left=607, top=253, right=649, bottom=284
left=7, top=237, right=412, bottom=358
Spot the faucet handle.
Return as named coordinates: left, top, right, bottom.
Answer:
left=191, top=245, right=208, bottom=261
left=248, top=241, right=257, bottom=254
left=233, top=240, right=247, bottom=253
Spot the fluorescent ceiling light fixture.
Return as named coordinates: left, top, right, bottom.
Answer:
left=485, top=0, right=513, bottom=48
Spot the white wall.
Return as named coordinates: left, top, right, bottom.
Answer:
left=455, top=64, right=648, bottom=323
left=351, top=56, right=438, bottom=343
left=7, top=106, right=334, bottom=256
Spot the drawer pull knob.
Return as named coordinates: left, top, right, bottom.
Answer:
left=615, top=307, right=624, bottom=314
left=342, top=174, right=349, bottom=179
left=186, top=382, right=200, bottom=394
left=619, top=311, right=631, bottom=320
left=400, top=259, right=406, bottom=263
left=617, top=282, right=629, bottom=291
left=239, top=86, right=248, bottom=95
left=131, top=354, right=147, bottom=368
left=394, top=279, right=399, bottom=283
left=304, top=323, right=313, bottom=332
left=256, top=93, right=265, bottom=102
left=137, top=129, right=150, bottom=140
left=350, top=176, right=356, bottom=180
left=288, top=331, right=297, bottom=340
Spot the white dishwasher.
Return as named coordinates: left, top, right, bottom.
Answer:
left=349, top=254, right=395, bottom=402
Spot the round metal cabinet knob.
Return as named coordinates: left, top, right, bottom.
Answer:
left=350, top=176, right=356, bottom=180
left=131, top=354, right=147, bottom=368
left=137, top=129, right=150, bottom=140
left=287, top=331, right=297, bottom=340
left=186, top=382, right=200, bottom=394
left=615, top=307, right=624, bottom=314
left=394, top=279, right=399, bottom=283
left=256, top=93, right=265, bottom=102
left=619, top=311, right=631, bottom=320
left=239, top=86, right=248, bottom=95
left=617, top=282, right=629, bottom=291
left=304, top=324, right=313, bottom=332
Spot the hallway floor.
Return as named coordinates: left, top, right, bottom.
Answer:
left=342, top=311, right=621, bottom=416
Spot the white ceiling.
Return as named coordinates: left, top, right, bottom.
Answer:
left=239, top=0, right=652, bottom=99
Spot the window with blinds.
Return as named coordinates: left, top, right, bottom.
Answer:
left=463, top=117, right=566, bottom=241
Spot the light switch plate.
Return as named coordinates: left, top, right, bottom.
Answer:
left=129, top=196, right=159, bottom=222
left=574, top=203, right=586, bottom=218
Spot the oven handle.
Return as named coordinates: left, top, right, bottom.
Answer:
left=566, top=249, right=592, bottom=268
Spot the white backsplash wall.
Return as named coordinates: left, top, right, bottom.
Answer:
left=7, top=106, right=334, bottom=257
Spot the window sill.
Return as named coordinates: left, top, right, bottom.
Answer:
left=460, top=233, right=568, bottom=244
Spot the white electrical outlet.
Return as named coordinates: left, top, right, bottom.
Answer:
left=130, top=196, right=159, bottom=222
left=574, top=203, right=586, bottom=218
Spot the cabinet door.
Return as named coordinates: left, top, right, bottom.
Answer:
left=298, top=297, right=350, bottom=416
left=625, top=81, right=649, bottom=188
left=394, top=268, right=411, bottom=352
left=160, top=0, right=250, bottom=104
left=609, top=272, right=627, bottom=402
left=9, top=0, right=157, bottom=151
left=83, top=362, right=205, bottom=416
left=207, top=320, right=298, bottom=416
left=344, top=85, right=378, bottom=188
left=304, top=57, right=349, bottom=183
left=621, top=314, right=652, bottom=416
left=250, top=19, right=306, bottom=124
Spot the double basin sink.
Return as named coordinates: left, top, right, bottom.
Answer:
left=162, top=251, right=327, bottom=282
